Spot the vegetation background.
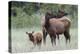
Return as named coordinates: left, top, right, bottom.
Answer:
left=10, top=1, right=78, bottom=29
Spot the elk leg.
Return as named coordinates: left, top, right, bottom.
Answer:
left=57, top=34, right=59, bottom=40
left=37, top=40, right=42, bottom=49
left=50, top=34, right=54, bottom=46
left=31, top=42, right=36, bottom=49
left=43, top=29, right=47, bottom=44
left=67, top=31, right=70, bottom=43
left=53, top=34, right=56, bottom=45
left=57, top=34, right=60, bottom=44
left=64, top=31, right=70, bottom=44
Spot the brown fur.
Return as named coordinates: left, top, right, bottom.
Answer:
left=26, top=31, right=43, bottom=46
left=46, top=16, right=71, bottom=45
left=41, top=15, right=71, bottom=45
left=49, top=16, right=71, bottom=34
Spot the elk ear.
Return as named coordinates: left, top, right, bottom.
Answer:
left=26, top=32, right=28, bottom=34
left=32, top=31, right=34, bottom=34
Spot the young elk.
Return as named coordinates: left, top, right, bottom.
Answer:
left=26, top=31, right=43, bottom=48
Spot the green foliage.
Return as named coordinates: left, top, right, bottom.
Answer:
left=10, top=1, right=78, bottom=29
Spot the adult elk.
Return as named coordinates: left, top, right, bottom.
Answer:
left=41, top=10, right=70, bottom=45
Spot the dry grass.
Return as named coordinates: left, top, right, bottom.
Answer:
left=11, top=28, right=78, bottom=53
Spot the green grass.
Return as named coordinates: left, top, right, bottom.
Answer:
left=11, top=28, right=78, bottom=53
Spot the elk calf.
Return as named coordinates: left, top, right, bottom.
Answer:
left=26, top=31, right=43, bottom=47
